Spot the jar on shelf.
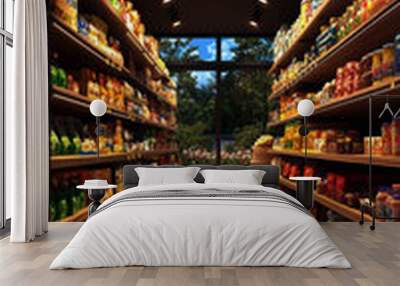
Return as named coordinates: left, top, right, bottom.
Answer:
left=395, top=33, right=400, bottom=76
left=381, top=43, right=396, bottom=80
left=391, top=119, right=400, bottom=156
left=360, top=52, right=374, bottom=88
left=371, top=49, right=383, bottom=84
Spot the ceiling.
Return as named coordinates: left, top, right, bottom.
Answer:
left=134, top=0, right=301, bottom=38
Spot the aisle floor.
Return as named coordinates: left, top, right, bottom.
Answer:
left=0, top=222, right=399, bottom=286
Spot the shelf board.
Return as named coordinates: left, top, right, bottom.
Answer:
left=51, top=153, right=128, bottom=170
left=51, top=149, right=179, bottom=170
left=267, top=77, right=400, bottom=128
left=269, top=0, right=352, bottom=74
left=279, top=176, right=373, bottom=222
left=51, top=86, right=177, bottom=132
left=269, top=1, right=400, bottom=100
left=49, top=16, right=176, bottom=110
left=268, top=149, right=400, bottom=168
left=61, top=206, right=89, bottom=222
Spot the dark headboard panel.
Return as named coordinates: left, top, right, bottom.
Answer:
left=123, top=165, right=280, bottom=190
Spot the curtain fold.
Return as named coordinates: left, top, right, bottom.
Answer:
left=8, top=0, right=49, bottom=242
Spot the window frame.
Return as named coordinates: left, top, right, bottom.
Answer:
left=1, top=0, right=14, bottom=231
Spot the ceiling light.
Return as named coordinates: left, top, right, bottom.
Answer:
left=168, top=3, right=181, bottom=28
left=258, top=0, right=268, bottom=4
left=249, top=20, right=259, bottom=28
left=162, top=0, right=173, bottom=4
left=172, top=20, right=182, bottom=28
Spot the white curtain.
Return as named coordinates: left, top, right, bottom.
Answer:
left=7, top=0, right=49, bottom=242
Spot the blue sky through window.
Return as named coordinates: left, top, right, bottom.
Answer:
left=191, top=71, right=216, bottom=89
left=190, top=38, right=216, bottom=61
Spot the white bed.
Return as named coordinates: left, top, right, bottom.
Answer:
left=50, top=183, right=351, bottom=269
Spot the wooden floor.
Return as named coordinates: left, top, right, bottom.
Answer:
left=0, top=222, right=399, bottom=286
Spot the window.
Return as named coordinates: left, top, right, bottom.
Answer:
left=1, top=0, right=14, bottom=230
left=160, top=37, right=272, bottom=164
left=160, top=38, right=216, bottom=62
left=222, top=37, right=273, bottom=62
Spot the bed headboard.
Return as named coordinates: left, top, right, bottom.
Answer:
left=122, top=165, right=280, bottom=190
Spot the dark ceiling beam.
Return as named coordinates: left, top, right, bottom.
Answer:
left=167, top=61, right=272, bottom=71
left=153, top=33, right=276, bottom=39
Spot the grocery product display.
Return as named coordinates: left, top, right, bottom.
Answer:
left=50, top=117, right=178, bottom=156
left=51, top=63, right=177, bottom=128
left=270, top=123, right=364, bottom=155
left=48, top=0, right=179, bottom=222
left=271, top=0, right=396, bottom=94
left=273, top=0, right=325, bottom=63
left=261, top=0, right=400, bottom=222
left=271, top=155, right=400, bottom=221
left=182, top=149, right=252, bottom=165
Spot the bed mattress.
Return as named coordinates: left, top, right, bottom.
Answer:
left=50, top=183, right=351, bottom=269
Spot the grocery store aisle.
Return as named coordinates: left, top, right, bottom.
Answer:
left=0, top=222, right=399, bottom=286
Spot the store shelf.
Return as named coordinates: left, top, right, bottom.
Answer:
left=268, top=149, right=400, bottom=168
left=267, top=77, right=400, bottom=128
left=51, top=85, right=177, bottom=132
left=61, top=206, right=89, bottom=222
left=269, top=0, right=352, bottom=74
left=269, top=0, right=400, bottom=100
left=86, top=0, right=170, bottom=81
left=51, top=149, right=179, bottom=170
left=279, top=176, right=373, bottom=222
left=49, top=16, right=176, bottom=110
left=51, top=153, right=128, bottom=170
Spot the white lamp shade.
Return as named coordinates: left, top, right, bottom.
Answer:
left=297, top=99, right=315, bottom=117
left=89, top=99, right=107, bottom=117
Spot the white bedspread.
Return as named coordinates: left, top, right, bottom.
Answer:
left=50, top=183, right=351, bottom=269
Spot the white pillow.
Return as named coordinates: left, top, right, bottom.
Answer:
left=200, top=169, right=266, bottom=185
left=135, top=167, right=201, bottom=186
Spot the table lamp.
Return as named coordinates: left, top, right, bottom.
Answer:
left=76, top=99, right=115, bottom=216
left=297, top=99, right=315, bottom=166
left=89, top=99, right=107, bottom=159
left=289, top=99, right=320, bottom=210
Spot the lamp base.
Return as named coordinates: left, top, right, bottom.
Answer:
left=87, top=189, right=106, bottom=216
left=296, top=181, right=314, bottom=209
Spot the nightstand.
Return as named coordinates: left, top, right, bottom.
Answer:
left=77, top=180, right=117, bottom=216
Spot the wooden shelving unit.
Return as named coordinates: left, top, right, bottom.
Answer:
left=51, top=149, right=179, bottom=170
left=279, top=176, right=373, bottom=222
left=269, top=0, right=400, bottom=100
left=265, top=1, right=400, bottom=222
left=48, top=2, right=179, bottom=222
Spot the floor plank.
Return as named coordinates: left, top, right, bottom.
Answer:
left=0, top=222, right=399, bottom=286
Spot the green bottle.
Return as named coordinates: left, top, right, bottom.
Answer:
left=50, top=129, right=61, bottom=155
